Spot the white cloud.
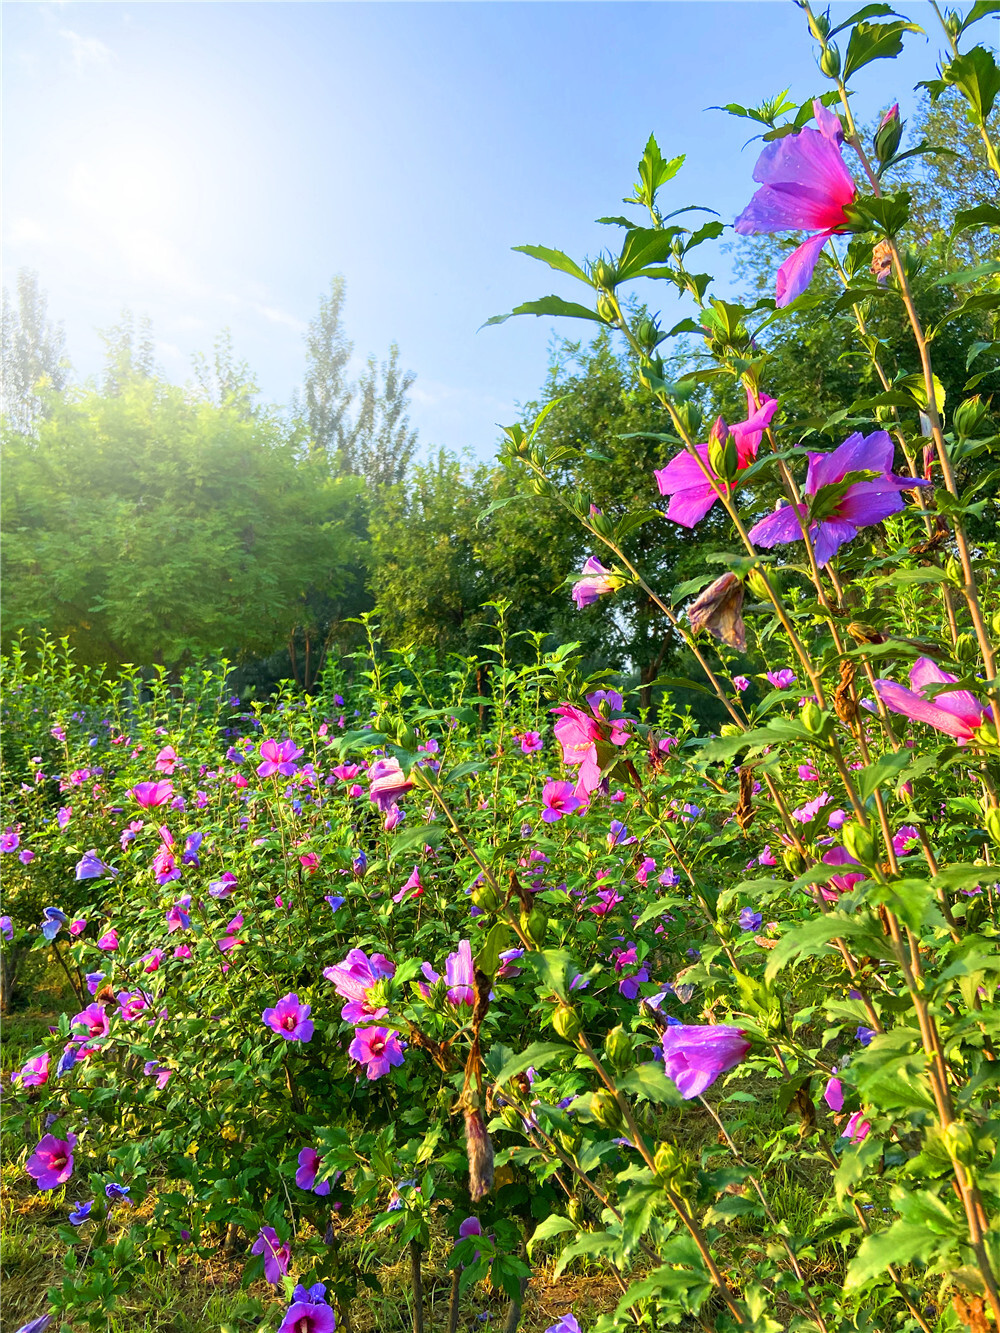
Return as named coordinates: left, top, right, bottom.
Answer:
left=58, top=27, right=113, bottom=72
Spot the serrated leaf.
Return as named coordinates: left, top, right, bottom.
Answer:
left=843, top=19, right=923, bottom=82
left=617, top=1063, right=684, bottom=1106
left=482, top=296, right=605, bottom=329
left=494, top=1041, right=574, bottom=1086
left=388, top=823, right=445, bottom=859
left=511, top=244, right=592, bottom=285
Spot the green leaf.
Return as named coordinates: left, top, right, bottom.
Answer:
left=526, top=1214, right=575, bottom=1259
left=511, top=244, right=592, bottom=286
left=858, top=749, right=913, bottom=801
left=616, top=227, right=680, bottom=282
left=494, top=1042, right=574, bottom=1086
left=481, top=296, right=605, bottom=329
left=617, top=1063, right=684, bottom=1106
left=933, top=258, right=1000, bottom=286
left=388, top=823, right=445, bottom=860
left=828, top=3, right=901, bottom=38
left=596, top=215, right=640, bottom=228
left=636, top=133, right=684, bottom=201
left=765, top=913, right=890, bottom=981
left=843, top=19, right=923, bottom=81
left=475, top=922, right=511, bottom=977
left=958, top=0, right=1000, bottom=35
left=953, top=202, right=1000, bottom=236
left=553, top=1229, right=625, bottom=1280
left=441, top=760, right=481, bottom=785
left=944, top=45, right=1000, bottom=121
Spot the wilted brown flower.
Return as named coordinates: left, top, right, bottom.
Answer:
left=464, top=1106, right=495, bottom=1200
left=687, top=572, right=746, bottom=651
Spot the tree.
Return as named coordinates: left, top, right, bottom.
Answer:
left=192, top=329, right=260, bottom=419
left=299, top=275, right=355, bottom=465
left=1, top=374, right=367, bottom=669
left=0, top=269, right=71, bottom=435
left=99, top=309, right=156, bottom=396
left=345, top=343, right=418, bottom=488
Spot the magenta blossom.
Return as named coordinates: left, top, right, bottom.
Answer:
left=257, top=738, right=303, bottom=779
left=71, top=1003, right=110, bottom=1040
left=96, top=928, right=119, bottom=951
left=130, top=781, right=174, bottom=808
left=813, top=846, right=866, bottom=902
left=25, top=1132, right=77, bottom=1190
left=875, top=658, right=988, bottom=745
left=655, top=391, right=779, bottom=528
left=368, top=757, right=414, bottom=812
left=392, top=865, right=423, bottom=904
left=747, top=430, right=928, bottom=566
left=541, top=779, right=583, bottom=822
left=13, top=1052, right=50, bottom=1088
left=552, top=700, right=628, bottom=801
left=734, top=99, right=856, bottom=306
left=588, top=887, right=623, bottom=916
left=823, top=1074, right=844, bottom=1111
left=251, top=1225, right=291, bottom=1284
left=519, top=731, right=543, bottom=755
left=324, top=949, right=395, bottom=1023
left=892, top=825, right=921, bottom=857
left=842, top=1111, right=871, bottom=1143
left=349, top=1025, right=405, bottom=1079
left=571, top=556, right=616, bottom=610
left=277, top=1283, right=337, bottom=1333
left=296, top=1147, right=332, bottom=1196
left=209, top=871, right=238, bottom=898
left=117, top=990, right=152, bottom=1022
left=154, top=745, right=179, bottom=774
left=445, top=940, right=475, bottom=1006
left=263, top=992, right=314, bottom=1042
left=661, top=1024, right=751, bottom=1099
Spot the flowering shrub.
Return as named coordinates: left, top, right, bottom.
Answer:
left=3, top=4, right=1000, bottom=1331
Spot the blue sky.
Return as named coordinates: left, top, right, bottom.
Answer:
left=4, top=1, right=950, bottom=458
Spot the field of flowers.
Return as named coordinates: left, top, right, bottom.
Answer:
left=3, top=2, right=1000, bottom=1330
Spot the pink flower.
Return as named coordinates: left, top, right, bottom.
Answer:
left=262, top=992, right=314, bottom=1042
left=572, top=556, right=616, bottom=609
left=130, top=781, right=174, bottom=808
left=13, top=1052, right=50, bottom=1087
left=823, top=1074, right=843, bottom=1111
left=25, top=1132, right=77, bottom=1190
left=296, top=1147, right=332, bottom=1196
left=813, top=846, right=866, bottom=902
left=552, top=700, right=627, bottom=801
left=588, top=887, right=623, bottom=916
left=71, top=1002, right=110, bottom=1039
left=97, top=928, right=119, bottom=952
left=541, top=779, right=583, bottom=822
left=655, top=391, right=779, bottom=527
left=349, top=1025, right=405, bottom=1079
left=69, top=918, right=87, bottom=937
left=257, top=737, right=304, bottom=779
left=331, top=763, right=360, bottom=781
left=154, top=745, right=179, bottom=774
left=299, top=851, right=320, bottom=871
left=519, top=731, right=543, bottom=755
left=875, top=658, right=988, bottom=745
left=392, top=866, right=423, bottom=903
left=734, top=99, right=856, bottom=306
left=368, top=757, right=414, bottom=812
left=324, top=949, right=395, bottom=1023
left=892, top=825, right=921, bottom=857
left=661, top=1024, right=751, bottom=1099
left=117, top=990, right=152, bottom=1022
left=444, top=940, right=475, bottom=1007
left=842, top=1111, right=871, bottom=1143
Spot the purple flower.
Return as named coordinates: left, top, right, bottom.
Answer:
left=143, top=1061, right=173, bottom=1089
left=71, top=1003, right=110, bottom=1040
left=892, top=825, right=921, bottom=857
left=25, top=1132, right=77, bottom=1190
left=349, top=1025, right=405, bottom=1079
left=842, top=1111, right=871, bottom=1143
left=545, top=1318, right=582, bottom=1333
left=19, top=848, right=35, bottom=864
left=325, top=894, right=346, bottom=913
left=15, top=1316, right=54, bottom=1333
left=40, top=907, right=69, bottom=942
left=1, top=915, right=12, bottom=940
left=68, top=1200, right=93, bottom=1225
left=209, top=871, right=238, bottom=898
left=368, top=757, right=414, bottom=812
left=444, top=940, right=475, bottom=1007
left=182, top=832, right=203, bottom=867
left=13, top=1052, right=50, bottom=1088
left=496, top=947, right=525, bottom=980
left=541, top=779, right=582, bottom=823
left=856, top=1026, right=875, bottom=1047
left=105, top=1181, right=131, bottom=1202
left=519, top=731, right=543, bottom=755
left=766, top=669, right=796, bottom=689
left=1, top=827, right=20, bottom=853
left=296, top=1146, right=332, bottom=1196
left=588, top=887, right=623, bottom=916
left=661, top=1024, right=751, bottom=1099
left=324, top=949, right=395, bottom=1023
left=75, top=850, right=115, bottom=880
left=85, top=972, right=105, bottom=995
left=257, top=737, right=304, bottom=779
left=748, top=431, right=929, bottom=566
left=607, top=820, right=634, bottom=848
left=250, top=1225, right=291, bottom=1284
left=97, top=928, right=119, bottom=951
left=572, top=556, right=616, bottom=609
left=165, top=897, right=191, bottom=932
left=263, top=993, right=314, bottom=1042
left=738, top=908, right=763, bottom=933
left=277, top=1283, right=337, bottom=1333
left=823, top=1075, right=843, bottom=1111
left=734, top=99, right=856, bottom=306
left=56, top=806, right=72, bottom=829
left=875, top=658, right=988, bottom=746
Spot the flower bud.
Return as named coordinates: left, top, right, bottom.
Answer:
left=653, top=1140, right=683, bottom=1182
left=552, top=1004, right=582, bottom=1043
left=558, top=1127, right=581, bottom=1154
left=985, top=807, right=1000, bottom=849
left=953, top=395, right=990, bottom=439
left=603, top=1025, right=633, bottom=1073
left=567, top=1196, right=585, bottom=1225
left=820, top=43, right=841, bottom=78
left=992, top=611, right=1000, bottom=639
left=954, top=633, right=978, bottom=665
left=396, top=722, right=417, bottom=751
left=472, top=883, right=500, bottom=912
left=944, top=8, right=962, bottom=37
left=596, top=294, right=618, bottom=324
left=530, top=476, right=557, bottom=498
left=945, top=557, right=964, bottom=589
left=592, top=258, right=618, bottom=290
left=522, top=907, right=548, bottom=948
left=591, top=513, right=614, bottom=538
left=747, top=568, right=772, bottom=602
left=707, top=429, right=739, bottom=484
left=590, top=1089, right=626, bottom=1134
left=783, top=847, right=807, bottom=876
left=499, top=1105, right=522, bottom=1133
left=873, top=104, right=903, bottom=165
left=801, top=701, right=824, bottom=734
left=635, top=316, right=661, bottom=350
left=842, top=822, right=877, bottom=867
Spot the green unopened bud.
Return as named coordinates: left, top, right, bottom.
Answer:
left=530, top=475, right=556, bottom=498
left=720, top=723, right=741, bottom=738
left=603, top=1025, right=633, bottom=1073
left=653, top=1140, right=683, bottom=1182
left=637, top=355, right=664, bottom=390
left=783, top=847, right=807, bottom=876
left=522, top=907, right=548, bottom=948
left=992, top=611, right=1000, bottom=639
left=590, top=1089, right=626, bottom=1134
left=945, top=557, right=964, bottom=588
left=842, top=821, right=877, bottom=867
left=944, top=1118, right=976, bottom=1167
left=552, top=1004, right=582, bottom=1043
left=472, top=883, right=500, bottom=912
left=635, top=316, right=661, bottom=350
left=674, top=400, right=703, bottom=440
left=396, top=723, right=417, bottom=751
left=567, top=1196, right=585, bottom=1225
left=953, top=395, right=990, bottom=439
left=944, top=8, right=962, bottom=37
left=592, top=259, right=618, bottom=291
left=499, top=1106, right=522, bottom=1133
left=954, top=633, right=978, bottom=666
left=747, top=568, right=772, bottom=602
left=591, top=513, right=614, bottom=538
left=595, top=293, right=618, bottom=324
left=873, top=103, right=903, bottom=166
left=707, top=427, right=739, bottom=483
left=819, top=43, right=841, bottom=77
left=801, top=701, right=824, bottom=735
left=983, top=807, right=1000, bottom=849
